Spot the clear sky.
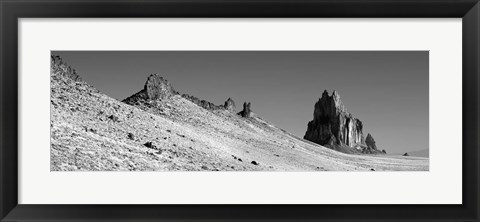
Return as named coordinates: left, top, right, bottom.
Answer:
left=52, top=51, right=429, bottom=154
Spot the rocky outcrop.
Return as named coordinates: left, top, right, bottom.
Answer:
left=304, top=90, right=364, bottom=148
left=51, top=55, right=82, bottom=82
left=238, top=102, right=251, bottom=118
left=144, top=74, right=177, bottom=100
left=304, top=90, right=384, bottom=154
left=224, top=98, right=236, bottom=112
left=123, top=74, right=237, bottom=113
left=365, top=133, right=376, bottom=149
left=123, top=74, right=178, bottom=105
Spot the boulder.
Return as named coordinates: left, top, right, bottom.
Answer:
left=181, top=94, right=224, bottom=110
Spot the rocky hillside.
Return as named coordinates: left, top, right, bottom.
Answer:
left=50, top=55, right=428, bottom=171
left=304, top=90, right=384, bottom=154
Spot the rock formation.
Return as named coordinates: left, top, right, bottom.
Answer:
left=362, top=133, right=383, bottom=154
left=123, top=74, right=178, bottom=104
left=304, top=90, right=384, bottom=154
left=238, top=102, right=251, bottom=118
left=144, top=74, right=177, bottom=100
left=51, top=55, right=82, bottom=82
left=224, top=98, right=236, bottom=112
left=365, top=133, right=377, bottom=149
left=123, top=74, right=236, bottom=113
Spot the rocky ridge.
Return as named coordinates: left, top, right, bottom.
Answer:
left=123, top=74, right=238, bottom=115
left=304, top=90, right=384, bottom=154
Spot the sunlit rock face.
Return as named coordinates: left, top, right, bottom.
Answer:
left=304, top=90, right=365, bottom=150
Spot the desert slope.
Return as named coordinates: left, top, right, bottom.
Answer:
left=50, top=56, right=429, bottom=171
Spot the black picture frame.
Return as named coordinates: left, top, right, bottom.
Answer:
left=1, top=0, right=479, bottom=221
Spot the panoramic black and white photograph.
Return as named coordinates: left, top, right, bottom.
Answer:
left=50, top=51, right=429, bottom=171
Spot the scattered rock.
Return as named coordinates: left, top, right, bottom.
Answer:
left=144, top=142, right=157, bottom=149
left=127, top=133, right=135, bottom=140
left=108, top=115, right=119, bottom=122
left=304, top=90, right=363, bottom=148
left=370, top=168, right=375, bottom=171
left=403, top=152, right=409, bottom=156
left=251, top=161, right=259, bottom=165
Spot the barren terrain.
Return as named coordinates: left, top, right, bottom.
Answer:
left=50, top=56, right=429, bottom=171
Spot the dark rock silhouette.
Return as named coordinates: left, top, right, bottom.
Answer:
left=238, top=102, right=251, bottom=118
left=144, top=141, right=157, bottom=149
left=304, top=90, right=384, bottom=154
left=403, top=152, right=409, bottom=156
left=224, top=98, right=236, bottom=112
left=51, top=55, right=82, bottom=82
left=304, top=90, right=364, bottom=148
left=108, top=115, right=119, bottom=122
left=362, top=133, right=381, bottom=154
left=365, top=133, right=377, bottom=150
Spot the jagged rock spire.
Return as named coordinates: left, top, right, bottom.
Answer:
left=238, top=102, right=251, bottom=118
left=365, top=133, right=377, bottom=150
left=224, top=98, right=236, bottom=112
left=305, top=90, right=364, bottom=149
